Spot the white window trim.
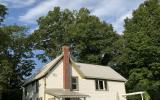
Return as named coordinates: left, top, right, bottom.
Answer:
left=96, top=80, right=107, bottom=91
left=71, top=77, right=79, bottom=91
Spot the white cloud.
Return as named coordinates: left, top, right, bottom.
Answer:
left=19, top=0, right=145, bottom=34
left=113, top=11, right=133, bottom=34
left=19, top=0, right=58, bottom=24
left=28, top=26, right=39, bottom=34
left=0, top=0, right=36, bottom=8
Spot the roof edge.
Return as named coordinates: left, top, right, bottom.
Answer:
left=23, top=54, right=64, bottom=86
left=70, top=57, right=85, bottom=78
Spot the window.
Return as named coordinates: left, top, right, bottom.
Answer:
left=71, top=77, right=78, bottom=90
left=95, top=80, right=107, bottom=90
left=36, top=81, right=39, bottom=93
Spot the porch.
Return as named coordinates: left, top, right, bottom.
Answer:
left=45, top=88, right=89, bottom=100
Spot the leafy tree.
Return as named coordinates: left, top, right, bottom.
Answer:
left=30, top=7, right=119, bottom=65
left=110, top=0, right=160, bottom=99
left=0, top=25, right=35, bottom=89
left=0, top=4, right=7, bottom=24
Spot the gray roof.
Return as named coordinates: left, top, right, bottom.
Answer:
left=76, top=63, right=127, bottom=82
left=45, top=88, right=89, bottom=98
left=24, top=54, right=126, bottom=86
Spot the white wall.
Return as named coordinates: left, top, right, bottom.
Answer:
left=71, top=65, right=126, bottom=100
left=46, top=61, right=63, bottom=89
left=24, top=61, right=63, bottom=100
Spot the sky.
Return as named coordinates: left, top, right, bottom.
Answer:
left=1, top=0, right=145, bottom=34
left=0, top=0, right=145, bottom=71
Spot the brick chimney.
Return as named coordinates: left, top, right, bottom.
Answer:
left=62, top=46, right=71, bottom=90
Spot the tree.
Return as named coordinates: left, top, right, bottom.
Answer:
left=0, top=4, right=7, bottom=24
left=110, top=0, right=160, bottom=99
left=0, top=25, right=35, bottom=89
left=30, top=7, right=119, bottom=65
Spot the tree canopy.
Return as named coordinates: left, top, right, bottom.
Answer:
left=110, top=0, right=160, bottom=99
left=0, top=25, right=35, bottom=89
left=0, top=4, right=35, bottom=89
left=0, top=4, right=7, bottom=24
left=31, top=7, right=119, bottom=65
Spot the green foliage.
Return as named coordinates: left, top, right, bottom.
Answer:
left=0, top=25, right=35, bottom=89
left=144, top=91, right=151, bottom=100
left=0, top=4, right=7, bottom=24
left=0, top=4, right=35, bottom=89
left=110, top=0, right=160, bottom=99
left=31, top=7, right=119, bottom=64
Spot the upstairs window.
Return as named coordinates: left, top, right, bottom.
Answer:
left=95, top=80, right=107, bottom=90
left=71, top=77, right=78, bottom=90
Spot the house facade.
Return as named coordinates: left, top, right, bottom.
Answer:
left=23, top=46, right=127, bottom=100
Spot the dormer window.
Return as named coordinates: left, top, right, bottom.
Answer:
left=95, top=80, right=107, bottom=91
left=71, top=77, right=78, bottom=90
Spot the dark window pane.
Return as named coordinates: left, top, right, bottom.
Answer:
left=72, top=77, right=77, bottom=83
left=99, top=80, right=104, bottom=89
left=72, top=84, right=77, bottom=89
left=95, top=80, right=98, bottom=90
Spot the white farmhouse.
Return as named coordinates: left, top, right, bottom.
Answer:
left=23, top=46, right=127, bottom=100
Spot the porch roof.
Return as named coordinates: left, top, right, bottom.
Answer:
left=45, top=88, right=89, bottom=98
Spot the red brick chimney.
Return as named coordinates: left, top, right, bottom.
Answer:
left=62, top=46, right=70, bottom=90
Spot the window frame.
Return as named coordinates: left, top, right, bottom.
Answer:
left=71, top=76, right=79, bottom=91
left=95, top=79, right=108, bottom=91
